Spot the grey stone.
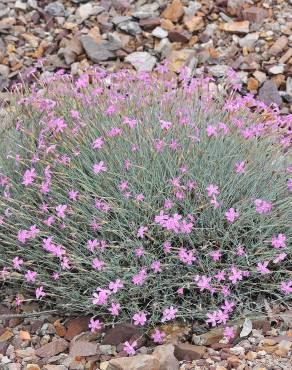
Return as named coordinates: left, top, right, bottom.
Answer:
left=99, top=344, right=113, bottom=355
left=268, top=65, right=285, bottom=75
left=80, top=35, right=119, bottom=62
left=125, top=52, right=156, bottom=72
left=155, top=38, right=172, bottom=57
left=44, top=2, right=65, bottom=16
left=286, top=77, right=292, bottom=96
left=118, top=21, right=142, bottom=36
left=238, top=32, right=259, bottom=48
left=132, top=4, right=159, bottom=19
left=259, top=80, right=282, bottom=106
left=152, top=27, right=168, bottom=39
left=207, top=65, right=229, bottom=77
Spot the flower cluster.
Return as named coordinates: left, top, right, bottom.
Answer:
left=0, top=67, right=291, bottom=335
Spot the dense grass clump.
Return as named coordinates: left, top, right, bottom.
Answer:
left=0, top=68, right=291, bottom=332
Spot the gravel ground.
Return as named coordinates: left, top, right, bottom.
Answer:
left=0, top=0, right=291, bottom=113
left=0, top=302, right=292, bottom=369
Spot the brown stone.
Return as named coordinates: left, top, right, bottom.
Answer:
left=65, top=317, right=90, bottom=340
left=247, top=77, right=259, bottom=91
left=54, top=320, right=66, bottom=337
left=69, top=340, right=99, bottom=358
left=184, top=16, right=204, bottom=32
left=220, top=21, right=249, bottom=34
left=168, top=29, right=191, bottom=43
left=35, top=339, right=68, bottom=358
left=0, top=330, right=13, bottom=342
left=268, top=36, right=288, bottom=56
left=242, top=7, right=268, bottom=23
left=103, top=323, right=142, bottom=346
left=26, top=365, right=41, bottom=370
left=161, top=0, right=184, bottom=22
left=227, top=355, right=242, bottom=368
left=19, top=330, right=31, bottom=341
left=139, top=18, right=161, bottom=31
left=166, top=49, right=196, bottom=72
left=174, top=343, right=207, bottom=361
left=160, top=19, right=175, bottom=31
left=152, top=344, right=179, bottom=370
left=108, top=355, right=160, bottom=370
left=245, top=351, right=257, bottom=360
left=193, top=328, right=224, bottom=346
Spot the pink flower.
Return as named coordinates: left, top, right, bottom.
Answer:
left=56, top=204, right=67, bottom=218
left=257, top=261, right=270, bottom=274
left=164, top=199, right=174, bottom=209
left=12, top=256, right=24, bottom=270
left=280, top=281, right=292, bottom=294
left=236, top=246, right=245, bottom=256
left=93, top=161, right=107, bottom=175
left=161, top=306, right=177, bottom=322
left=109, top=279, right=124, bottom=293
left=179, top=248, right=196, bottom=265
left=52, top=272, right=60, bottom=280
left=123, top=116, right=137, bottom=129
left=124, top=341, right=137, bottom=356
left=92, top=258, right=106, bottom=271
left=133, top=312, right=147, bottom=326
left=225, top=208, right=240, bottom=223
left=68, top=190, right=79, bottom=201
left=214, top=270, right=225, bottom=282
left=196, top=275, right=211, bottom=291
left=271, top=234, right=286, bottom=249
left=135, top=193, right=144, bottom=202
left=160, top=119, right=172, bottom=130
left=229, top=266, right=243, bottom=284
left=22, top=168, right=36, bottom=186
left=254, top=199, right=272, bottom=214
left=287, top=178, right=292, bottom=192
left=137, top=226, right=148, bottom=238
left=135, top=247, right=145, bottom=257
left=15, top=295, right=22, bottom=306
left=223, top=326, right=235, bottom=340
left=177, top=287, right=184, bottom=295
left=151, top=329, right=165, bottom=343
left=210, top=250, right=222, bottom=262
left=235, top=161, right=245, bottom=174
left=92, top=288, right=110, bottom=305
left=151, top=261, right=161, bottom=273
left=206, top=184, right=220, bottom=197
left=17, top=229, right=29, bottom=244
left=210, top=195, right=220, bottom=209
left=273, top=253, right=287, bottom=264
left=163, top=241, right=172, bottom=253
left=35, top=286, right=46, bottom=300
left=132, top=268, right=147, bottom=286
left=92, top=137, right=104, bottom=149
left=221, top=300, right=235, bottom=314
left=25, top=270, right=37, bottom=283
left=206, top=125, right=218, bottom=137
left=89, top=318, right=102, bottom=333
left=109, top=302, right=121, bottom=316
left=206, top=311, right=217, bottom=327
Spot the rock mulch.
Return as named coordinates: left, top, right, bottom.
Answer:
left=1, top=303, right=291, bottom=369
left=0, top=0, right=291, bottom=113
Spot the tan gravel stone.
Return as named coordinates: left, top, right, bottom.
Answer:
left=161, top=0, right=184, bottom=22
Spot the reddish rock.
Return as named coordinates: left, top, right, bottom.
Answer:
left=65, top=317, right=90, bottom=340
left=139, top=18, right=161, bottom=31
left=35, top=338, right=69, bottom=358
left=69, top=340, right=99, bottom=358
left=108, top=355, right=160, bottom=370
left=242, top=7, right=268, bottom=23
left=152, top=344, right=179, bottom=370
left=174, top=343, right=207, bottom=361
left=168, top=29, right=191, bottom=43
left=102, top=323, right=142, bottom=346
left=220, top=21, right=249, bottom=34
left=268, top=36, right=288, bottom=56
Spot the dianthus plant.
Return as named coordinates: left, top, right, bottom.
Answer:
left=0, top=67, right=291, bottom=331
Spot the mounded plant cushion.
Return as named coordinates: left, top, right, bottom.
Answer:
left=0, top=68, right=291, bottom=334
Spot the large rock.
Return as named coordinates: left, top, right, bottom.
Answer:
left=166, top=49, right=197, bottom=73
left=80, top=36, right=120, bottom=62
left=174, top=343, right=207, bottom=361
left=125, top=52, right=156, bottom=72
left=65, top=317, right=90, bottom=340
left=36, top=339, right=68, bottom=358
left=152, top=344, right=179, bottom=370
left=259, top=80, right=282, bottom=107
left=103, top=323, right=142, bottom=346
left=242, top=6, right=268, bottom=23
left=69, top=340, right=99, bottom=357
left=44, top=2, right=65, bottom=16
left=108, top=355, right=160, bottom=370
